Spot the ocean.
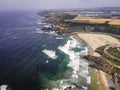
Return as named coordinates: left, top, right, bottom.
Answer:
left=0, top=11, right=90, bottom=90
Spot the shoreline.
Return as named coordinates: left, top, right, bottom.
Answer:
left=74, top=34, right=108, bottom=90
left=74, top=33, right=120, bottom=90
left=97, top=70, right=109, bottom=90
left=41, top=14, right=118, bottom=89
left=74, top=33, right=94, bottom=56
left=75, top=34, right=108, bottom=90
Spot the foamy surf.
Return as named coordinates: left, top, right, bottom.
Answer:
left=57, top=36, right=91, bottom=89
left=56, top=37, right=63, bottom=40
left=35, top=28, right=44, bottom=34
left=0, top=85, right=8, bottom=90
left=42, top=49, right=58, bottom=59
left=35, top=28, right=58, bottom=36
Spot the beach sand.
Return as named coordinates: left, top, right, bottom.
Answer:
left=77, top=33, right=120, bottom=56
left=97, top=70, right=109, bottom=90
left=76, top=33, right=120, bottom=90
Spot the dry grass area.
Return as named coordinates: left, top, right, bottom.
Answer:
left=109, top=19, right=120, bottom=25
left=73, top=16, right=120, bottom=25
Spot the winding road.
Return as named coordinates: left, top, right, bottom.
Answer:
left=104, top=46, right=120, bottom=61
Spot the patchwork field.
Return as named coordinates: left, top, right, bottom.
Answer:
left=73, top=16, right=120, bottom=25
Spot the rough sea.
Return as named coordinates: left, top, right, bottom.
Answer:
left=0, top=11, right=91, bottom=90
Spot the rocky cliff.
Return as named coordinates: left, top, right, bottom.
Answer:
left=84, top=55, right=120, bottom=90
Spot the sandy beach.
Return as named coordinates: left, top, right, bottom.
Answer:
left=77, top=33, right=120, bottom=90
left=97, top=70, right=109, bottom=90
left=77, top=33, right=120, bottom=56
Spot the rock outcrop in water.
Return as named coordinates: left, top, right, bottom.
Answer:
left=64, top=86, right=77, bottom=90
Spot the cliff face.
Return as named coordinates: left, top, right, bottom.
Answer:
left=84, top=55, right=120, bottom=90
left=39, top=11, right=120, bottom=35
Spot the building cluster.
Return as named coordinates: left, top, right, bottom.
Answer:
left=78, top=11, right=120, bottom=18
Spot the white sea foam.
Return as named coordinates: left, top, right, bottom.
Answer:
left=52, top=84, right=76, bottom=90
left=35, top=28, right=44, bottom=34
left=37, top=22, right=43, bottom=25
left=56, top=37, right=63, bottom=40
left=0, top=85, right=8, bottom=90
left=41, top=31, right=58, bottom=36
left=37, top=22, right=46, bottom=25
left=57, top=36, right=91, bottom=89
left=42, top=36, right=90, bottom=89
left=49, top=31, right=58, bottom=36
left=36, top=27, right=58, bottom=36
left=46, top=60, right=49, bottom=63
left=80, top=47, right=88, bottom=55
left=58, top=37, right=81, bottom=76
left=42, top=49, right=57, bottom=59
left=82, top=86, right=88, bottom=90
left=87, top=76, right=91, bottom=84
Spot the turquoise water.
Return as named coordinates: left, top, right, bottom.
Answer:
left=0, top=11, right=90, bottom=90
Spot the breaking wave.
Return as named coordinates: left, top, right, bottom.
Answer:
left=56, top=36, right=91, bottom=89
left=0, top=85, right=8, bottom=90
left=35, top=28, right=58, bottom=36
left=42, top=49, right=58, bottom=59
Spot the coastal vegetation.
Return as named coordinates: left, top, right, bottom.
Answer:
left=38, top=11, right=77, bottom=25
left=84, top=55, right=120, bottom=90
left=60, top=21, right=120, bottom=35
left=39, top=11, right=120, bottom=35
left=96, top=46, right=120, bottom=66
left=107, top=47, right=120, bottom=59
left=84, top=45, right=120, bottom=89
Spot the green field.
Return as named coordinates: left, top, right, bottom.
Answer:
left=96, top=46, right=120, bottom=66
